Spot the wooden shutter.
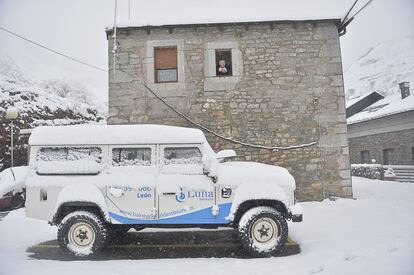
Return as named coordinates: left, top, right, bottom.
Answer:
left=155, top=47, right=177, bottom=69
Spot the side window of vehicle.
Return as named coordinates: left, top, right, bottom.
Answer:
left=112, top=148, right=151, bottom=166
left=37, top=147, right=102, bottom=175
left=38, top=147, right=102, bottom=163
left=164, top=147, right=202, bottom=165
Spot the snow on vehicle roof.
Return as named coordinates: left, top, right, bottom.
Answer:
left=104, top=0, right=348, bottom=30
left=29, top=124, right=207, bottom=146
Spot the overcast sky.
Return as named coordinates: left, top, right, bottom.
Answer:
left=0, top=0, right=413, bottom=104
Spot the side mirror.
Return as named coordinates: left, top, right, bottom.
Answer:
left=216, top=149, right=236, bottom=162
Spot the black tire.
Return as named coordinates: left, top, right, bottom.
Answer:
left=10, top=193, right=25, bottom=210
left=238, top=206, right=288, bottom=257
left=57, top=211, right=107, bottom=259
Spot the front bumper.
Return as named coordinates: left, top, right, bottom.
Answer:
left=290, top=213, right=303, bottom=222
left=288, top=204, right=303, bottom=222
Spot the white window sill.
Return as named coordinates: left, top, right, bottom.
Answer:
left=203, top=76, right=241, bottom=91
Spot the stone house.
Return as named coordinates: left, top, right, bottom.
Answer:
left=105, top=17, right=352, bottom=201
left=347, top=82, right=414, bottom=166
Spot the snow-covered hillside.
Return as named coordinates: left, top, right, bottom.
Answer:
left=344, top=36, right=414, bottom=99
left=0, top=57, right=105, bottom=124
left=0, top=57, right=105, bottom=169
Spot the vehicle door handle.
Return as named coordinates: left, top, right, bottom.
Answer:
left=162, top=192, right=176, bottom=196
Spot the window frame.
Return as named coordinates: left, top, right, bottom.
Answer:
left=146, top=39, right=185, bottom=90
left=215, top=49, right=233, bottom=77
left=109, top=144, right=156, bottom=168
left=36, top=146, right=103, bottom=176
left=154, top=46, right=178, bottom=84
left=160, top=144, right=204, bottom=166
left=203, top=41, right=243, bottom=91
left=360, top=150, right=370, bottom=164
left=383, top=148, right=395, bottom=165
left=111, top=147, right=153, bottom=167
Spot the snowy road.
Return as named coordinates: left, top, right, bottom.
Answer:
left=0, top=177, right=413, bottom=275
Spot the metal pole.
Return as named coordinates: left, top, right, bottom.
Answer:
left=10, top=120, right=14, bottom=167
left=128, top=0, right=131, bottom=20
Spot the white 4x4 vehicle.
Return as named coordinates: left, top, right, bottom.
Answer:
left=25, top=124, right=302, bottom=258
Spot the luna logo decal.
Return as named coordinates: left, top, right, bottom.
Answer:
left=175, top=190, right=214, bottom=202
left=175, top=191, right=186, bottom=202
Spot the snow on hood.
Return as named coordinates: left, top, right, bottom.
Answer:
left=218, top=161, right=295, bottom=189
left=0, top=166, right=29, bottom=197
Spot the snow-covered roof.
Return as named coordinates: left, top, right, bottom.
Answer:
left=106, top=17, right=341, bottom=30
left=29, top=124, right=207, bottom=146
left=345, top=91, right=385, bottom=109
left=347, top=93, right=414, bottom=125
left=105, top=0, right=349, bottom=31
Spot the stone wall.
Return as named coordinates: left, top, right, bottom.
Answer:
left=106, top=20, right=352, bottom=201
left=349, top=128, right=414, bottom=165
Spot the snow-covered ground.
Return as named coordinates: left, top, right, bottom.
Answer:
left=0, top=177, right=413, bottom=275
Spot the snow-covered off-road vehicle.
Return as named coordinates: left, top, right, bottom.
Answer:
left=25, top=124, right=302, bottom=258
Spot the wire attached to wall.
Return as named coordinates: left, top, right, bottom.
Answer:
left=116, top=67, right=318, bottom=151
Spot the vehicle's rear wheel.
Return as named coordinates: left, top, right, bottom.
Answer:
left=10, top=193, right=25, bottom=210
left=238, top=206, right=288, bottom=257
left=57, top=211, right=107, bottom=259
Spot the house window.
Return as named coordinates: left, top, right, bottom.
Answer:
left=203, top=41, right=243, bottom=91
left=383, top=149, right=395, bottom=165
left=215, top=49, right=232, bottom=76
left=154, top=47, right=178, bottom=83
left=360, top=150, right=370, bottom=164
left=411, top=147, right=414, bottom=165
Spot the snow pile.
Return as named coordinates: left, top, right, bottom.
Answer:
left=344, top=36, right=414, bottom=100
left=36, top=160, right=102, bottom=175
left=1, top=177, right=413, bottom=274
left=29, top=124, right=206, bottom=146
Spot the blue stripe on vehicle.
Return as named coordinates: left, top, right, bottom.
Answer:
left=109, top=203, right=232, bottom=225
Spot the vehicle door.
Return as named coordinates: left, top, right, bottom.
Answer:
left=157, top=144, right=216, bottom=224
left=106, top=145, right=158, bottom=224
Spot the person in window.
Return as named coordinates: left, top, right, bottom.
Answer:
left=216, top=59, right=232, bottom=76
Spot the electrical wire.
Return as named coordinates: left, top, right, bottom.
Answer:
left=0, top=23, right=318, bottom=151
left=0, top=26, right=107, bottom=72
left=117, top=67, right=318, bottom=151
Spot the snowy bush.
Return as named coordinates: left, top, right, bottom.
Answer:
left=384, top=166, right=396, bottom=179
left=351, top=164, right=384, bottom=180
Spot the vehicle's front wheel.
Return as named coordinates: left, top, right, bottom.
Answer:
left=57, top=211, right=107, bottom=259
left=238, top=206, right=288, bottom=257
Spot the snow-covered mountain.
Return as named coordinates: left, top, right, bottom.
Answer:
left=0, top=57, right=105, bottom=125
left=0, top=57, right=105, bottom=169
left=344, top=36, right=414, bottom=100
